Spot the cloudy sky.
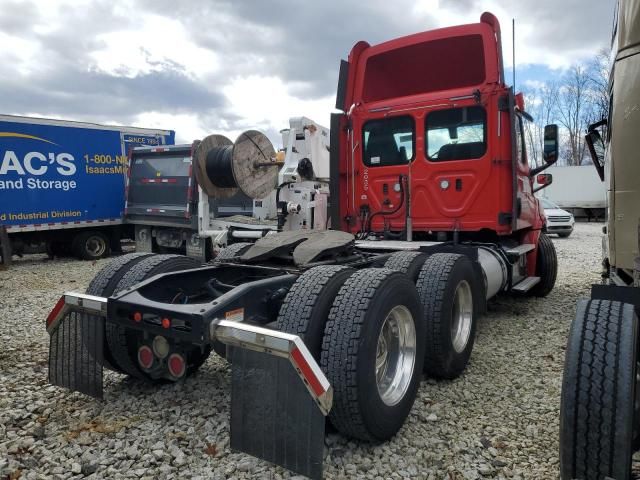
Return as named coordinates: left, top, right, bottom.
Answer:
left=0, top=0, right=614, bottom=144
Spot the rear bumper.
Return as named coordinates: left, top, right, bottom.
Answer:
left=46, top=290, right=333, bottom=414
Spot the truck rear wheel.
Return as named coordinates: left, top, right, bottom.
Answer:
left=560, top=299, right=639, bottom=480
left=85, top=253, right=153, bottom=373
left=384, top=251, right=428, bottom=282
left=417, top=253, right=478, bottom=379
left=107, top=254, right=208, bottom=380
left=530, top=232, right=557, bottom=297
left=72, top=230, right=111, bottom=260
left=276, top=265, right=353, bottom=359
left=320, top=268, right=425, bottom=441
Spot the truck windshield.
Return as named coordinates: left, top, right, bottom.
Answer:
left=426, top=106, right=487, bottom=161
left=362, top=116, right=414, bottom=166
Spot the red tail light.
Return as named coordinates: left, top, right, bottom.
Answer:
left=161, top=317, right=171, bottom=329
left=167, top=353, right=186, bottom=378
left=138, top=346, right=154, bottom=370
left=132, top=312, right=142, bottom=323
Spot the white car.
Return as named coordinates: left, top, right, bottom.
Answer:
left=540, top=197, right=575, bottom=238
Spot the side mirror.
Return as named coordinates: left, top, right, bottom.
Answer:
left=585, top=128, right=606, bottom=181
left=533, top=173, right=553, bottom=193
left=543, top=124, right=559, bottom=165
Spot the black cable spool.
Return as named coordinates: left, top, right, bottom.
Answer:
left=194, top=130, right=279, bottom=200
left=205, top=144, right=236, bottom=188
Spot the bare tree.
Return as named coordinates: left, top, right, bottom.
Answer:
left=556, top=64, right=593, bottom=166
left=588, top=47, right=611, bottom=124
left=522, top=81, right=559, bottom=167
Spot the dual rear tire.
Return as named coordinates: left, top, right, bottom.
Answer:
left=276, top=251, right=481, bottom=441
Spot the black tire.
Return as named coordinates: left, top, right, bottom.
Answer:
left=86, top=253, right=153, bottom=298
left=72, top=231, right=111, bottom=260
left=320, top=268, right=425, bottom=441
left=215, top=242, right=252, bottom=261
left=384, top=251, right=428, bottom=282
left=530, top=232, right=557, bottom=297
left=560, top=299, right=639, bottom=480
left=85, top=253, right=153, bottom=373
left=417, top=253, right=479, bottom=379
left=106, top=254, right=208, bottom=380
left=276, top=265, right=354, bottom=359
left=209, top=242, right=253, bottom=359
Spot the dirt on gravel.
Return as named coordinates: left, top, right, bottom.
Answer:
left=0, top=223, right=603, bottom=479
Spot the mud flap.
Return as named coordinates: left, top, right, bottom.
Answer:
left=230, top=347, right=325, bottom=480
left=48, top=311, right=104, bottom=399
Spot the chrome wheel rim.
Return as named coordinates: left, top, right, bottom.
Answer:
left=375, top=305, right=417, bottom=406
left=86, top=236, right=106, bottom=257
left=451, top=280, right=473, bottom=353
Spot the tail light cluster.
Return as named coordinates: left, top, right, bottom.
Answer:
left=137, top=336, right=186, bottom=379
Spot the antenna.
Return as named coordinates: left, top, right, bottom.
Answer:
left=512, top=18, right=516, bottom=90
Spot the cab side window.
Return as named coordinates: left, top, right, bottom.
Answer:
left=514, top=113, right=527, bottom=164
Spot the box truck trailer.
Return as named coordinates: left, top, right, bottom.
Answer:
left=0, top=114, right=174, bottom=260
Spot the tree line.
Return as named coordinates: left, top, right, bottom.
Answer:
left=522, top=49, right=609, bottom=167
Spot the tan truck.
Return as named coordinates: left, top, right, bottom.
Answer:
left=560, top=1, right=640, bottom=478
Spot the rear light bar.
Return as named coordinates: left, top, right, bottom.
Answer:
left=140, top=178, right=177, bottom=184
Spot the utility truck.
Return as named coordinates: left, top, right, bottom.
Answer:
left=560, top=1, right=640, bottom=479
left=125, top=118, right=331, bottom=261
left=0, top=114, right=174, bottom=260
left=45, top=13, right=559, bottom=479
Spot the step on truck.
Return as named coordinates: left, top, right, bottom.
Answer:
left=46, top=13, right=559, bottom=479
left=559, top=1, right=640, bottom=479
left=0, top=114, right=174, bottom=260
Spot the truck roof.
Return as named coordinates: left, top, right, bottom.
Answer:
left=0, top=113, right=173, bottom=136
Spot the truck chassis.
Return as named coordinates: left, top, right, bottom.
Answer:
left=47, top=229, right=554, bottom=479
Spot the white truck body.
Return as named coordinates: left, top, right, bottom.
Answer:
left=538, top=165, right=606, bottom=210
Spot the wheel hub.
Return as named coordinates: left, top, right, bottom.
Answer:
left=451, top=280, right=473, bottom=353
left=375, top=305, right=416, bottom=406
left=85, top=235, right=106, bottom=257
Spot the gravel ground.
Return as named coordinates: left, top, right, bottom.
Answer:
left=0, top=223, right=603, bottom=480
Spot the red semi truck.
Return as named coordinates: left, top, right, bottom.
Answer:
left=46, top=13, right=558, bottom=479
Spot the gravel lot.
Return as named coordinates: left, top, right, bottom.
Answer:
left=0, top=223, right=603, bottom=480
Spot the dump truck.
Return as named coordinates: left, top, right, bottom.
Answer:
left=559, top=1, right=640, bottom=479
left=0, top=114, right=174, bottom=260
left=125, top=143, right=257, bottom=261
left=46, top=13, right=559, bottom=479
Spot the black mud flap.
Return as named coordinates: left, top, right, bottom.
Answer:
left=230, top=347, right=325, bottom=480
left=48, top=311, right=104, bottom=399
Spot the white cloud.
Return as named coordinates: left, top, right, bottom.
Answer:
left=222, top=75, right=335, bottom=145
left=89, top=14, right=219, bottom=78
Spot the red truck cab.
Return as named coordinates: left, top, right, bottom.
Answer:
left=330, top=13, right=553, bottom=263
